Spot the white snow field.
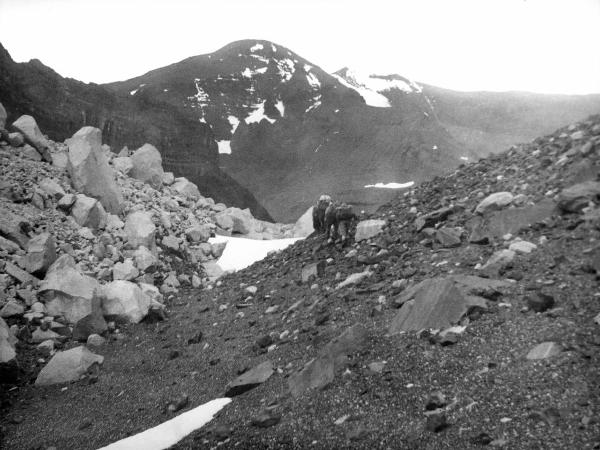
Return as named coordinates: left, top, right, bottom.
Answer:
left=209, top=235, right=302, bottom=272
left=99, top=398, right=231, bottom=450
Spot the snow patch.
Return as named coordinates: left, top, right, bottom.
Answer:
left=241, top=66, right=268, bottom=78
left=305, top=95, right=322, bottom=113
left=250, top=43, right=264, bottom=52
left=365, top=182, right=415, bottom=189
left=163, top=89, right=169, bottom=92
left=275, top=100, right=285, bottom=117
left=276, top=58, right=296, bottom=81
left=332, top=74, right=391, bottom=108
left=99, top=398, right=231, bottom=450
left=129, top=84, right=145, bottom=96
left=245, top=101, right=276, bottom=124
left=217, top=140, right=231, bottom=154
left=209, top=235, right=301, bottom=272
left=271, top=43, right=277, bottom=53
left=432, top=145, right=438, bottom=150
left=250, top=54, right=269, bottom=64
left=306, top=72, right=320, bottom=89
left=191, top=79, right=209, bottom=104
left=227, top=115, right=240, bottom=134
left=460, top=156, right=469, bottom=161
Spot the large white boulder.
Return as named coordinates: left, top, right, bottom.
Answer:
left=11, top=115, right=52, bottom=162
left=124, top=211, right=156, bottom=251
left=71, top=194, right=107, bottom=230
left=39, top=255, right=100, bottom=323
left=130, top=143, right=164, bottom=188
left=101, top=280, right=151, bottom=323
left=355, top=219, right=386, bottom=241
left=66, top=126, right=123, bottom=214
left=171, top=177, right=201, bottom=199
left=35, top=346, right=104, bottom=386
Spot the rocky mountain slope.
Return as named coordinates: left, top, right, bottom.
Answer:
left=1, top=99, right=599, bottom=449
left=0, top=43, right=272, bottom=221
left=107, top=40, right=600, bottom=222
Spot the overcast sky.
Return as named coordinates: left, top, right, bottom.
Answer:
left=0, top=0, right=599, bottom=94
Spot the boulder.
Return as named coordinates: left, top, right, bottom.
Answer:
left=415, top=207, right=454, bottom=232
left=289, top=324, right=368, bottom=397
left=38, top=178, right=66, bottom=200
left=39, top=255, right=99, bottom=323
left=509, top=240, right=537, bottom=254
left=52, top=150, right=68, bottom=169
left=171, top=177, right=201, bottom=199
left=21, top=232, right=57, bottom=276
left=0, top=213, right=30, bottom=249
left=526, top=342, right=561, bottom=360
left=20, top=144, right=42, bottom=161
left=215, top=207, right=256, bottom=234
left=162, top=172, right=175, bottom=185
left=388, top=277, right=491, bottom=334
left=0, top=299, right=25, bottom=318
left=355, top=219, right=386, bottom=242
left=130, top=143, right=164, bottom=188
left=11, top=115, right=51, bottom=162
left=0, top=317, right=16, bottom=363
left=0, top=102, right=6, bottom=129
left=66, top=126, right=123, bottom=214
left=203, top=261, right=224, bottom=280
left=292, top=206, right=315, bottom=238
left=435, top=227, right=462, bottom=248
left=185, top=224, right=211, bottom=243
left=475, top=192, right=514, bottom=215
left=301, top=261, right=325, bottom=283
left=558, top=181, right=600, bottom=213
left=211, top=241, right=227, bottom=258
left=71, top=194, right=107, bottom=230
left=133, top=246, right=157, bottom=272
left=5, top=261, right=40, bottom=285
left=35, top=346, right=104, bottom=386
left=72, top=310, right=108, bottom=342
left=101, top=280, right=151, bottom=323
left=225, top=360, right=274, bottom=396
left=162, top=235, right=180, bottom=251
left=124, top=211, right=156, bottom=251
left=480, top=249, right=516, bottom=274
left=336, top=270, right=372, bottom=290
left=8, top=132, right=24, bottom=147
left=112, top=259, right=139, bottom=281
left=112, top=156, right=133, bottom=175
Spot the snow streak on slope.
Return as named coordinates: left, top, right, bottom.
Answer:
left=245, top=101, right=276, bottom=124
left=217, top=140, right=231, bottom=154
left=332, top=73, right=391, bottom=108
left=364, top=181, right=415, bottom=189
left=228, top=115, right=240, bottom=134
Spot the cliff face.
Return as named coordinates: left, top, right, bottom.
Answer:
left=0, top=43, right=273, bottom=221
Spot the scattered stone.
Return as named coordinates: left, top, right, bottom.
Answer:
left=301, top=261, right=325, bottom=283
left=35, top=346, right=104, bottom=385
left=558, top=181, right=600, bottom=213
left=435, top=227, right=462, bottom=248
left=526, top=342, right=562, bottom=360
left=86, top=334, right=106, bottom=347
left=0, top=299, right=25, bottom=318
left=250, top=410, right=281, bottom=428
left=124, top=211, right=156, bottom=251
left=21, top=232, right=57, bottom=276
left=336, top=270, right=372, bottom=290
left=71, top=194, right=107, bottom=230
left=225, top=360, right=274, bottom=396
left=509, top=240, right=537, bottom=254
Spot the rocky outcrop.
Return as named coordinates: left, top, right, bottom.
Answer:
left=101, top=280, right=151, bottom=323
left=11, top=115, right=51, bottom=162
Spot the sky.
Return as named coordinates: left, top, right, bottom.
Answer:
left=0, top=0, right=599, bottom=94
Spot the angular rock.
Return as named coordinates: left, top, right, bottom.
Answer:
left=0, top=213, right=31, bottom=249
left=355, top=219, right=386, bottom=242
left=171, top=177, right=201, bottom=199
left=225, top=360, right=274, bottom=396
left=480, top=249, right=515, bottom=274
left=185, top=224, right=211, bottom=243
left=509, top=240, right=537, bottom=254
left=0, top=299, right=25, bottom=318
left=388, top=277, right=489, bottom=334
left=526, top=292, right=555, bottom=313
left=435, top=227, right=462, bottom=248
left=6, top=262, right=40, bottom=285
left=215, top=207, right=255, bottom=234
left=112, top=156, right=133, bottom=175
left=38, top=178, right=65, bottom=200
left=203, top=261, right=224, bottom=280
left=336, top=270, right=372, bottom=290
left=124, top=211, right=156, bottom=251
left=21, top=233, right=57, bottom=276
left=71, top=194, right=107, bottom=230
left=289, top=324, right=368, bottom=397
left=292, top=206, right=315, bottom=238
left=66, top=126, right=123, bottom=214
left=12, top=115, right=51, bottom=162
left=162, top=172, right=175, bottom=185
left=130, top=143, right=164, bottom=188
left=162, top=235, right=180, bottom=251
left=526, top=342, right=561, bottom=360
left=558, top=181, right=600, bottom=213
left=31, top=327, right=60, bottom=344
left=7, top=132, right=24, bottom=147
left=39, top=256, right=99, bottom=323
left=35, top=346, right=104, bottom=386
left=415, top=207, right=454, bottom=232
left=301, top=261, right=325, bottom=283
left=211, top=241, right=227, bottom=258
left=133, top=246, right=157, bottom=272
left=87, top=334, right=106, bottom=347
left=475, top=192, right=514, bottom=214
left=73, top=310, right=108, bottom=342
left=101, top=280, right=151, bottom=323
left=112, top=259, right=139, bottom=281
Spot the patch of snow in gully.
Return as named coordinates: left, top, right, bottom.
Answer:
left=217, top=140, right=231, bottom=154
left=98, top=398, right=231, bottom=450
left=365, top=181, right=415, bottom=189
left=250, top=43, right=264, bottom=52
left=245, top=101, right=276, bottom=124
left=227, top=115, right=240, bottom=134
left=275, top=100, right=285, bottom=117
left=209, top=235, right=301, bottom=272
left=332, top=74, right=391, bottom=108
